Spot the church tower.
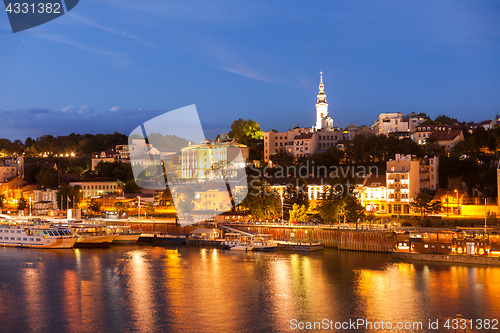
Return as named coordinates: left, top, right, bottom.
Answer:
left=315, top=71, right=328, bottom=130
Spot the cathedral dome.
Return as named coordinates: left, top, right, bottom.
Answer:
left=321, top=115, right=334, bottom=129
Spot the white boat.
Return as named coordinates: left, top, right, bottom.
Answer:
left=53, top=222, right=116, bottom=248
left=0, top=222, right=77, bottom=249
left=104, top=225, right=141, bottom=245
left=251, top=235, right=278, bottom=251
left=223, top=233, right=253, bottom=251
left=230, top=244, right=253, bottom=251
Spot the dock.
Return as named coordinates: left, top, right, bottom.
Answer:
left=138, top=234, right=187, bottom=245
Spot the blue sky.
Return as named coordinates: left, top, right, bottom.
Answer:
left=1, top=0, right=500, bottom=140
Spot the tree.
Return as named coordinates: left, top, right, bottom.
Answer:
left=0, top=194, right=4, bottom=209
left=434, top=114, right=457, bottom=126
left=35, top=166, right=59, bottom=188
left=123, top=180, right=141, bottom=193
left=344, top=195, right=365, bottom=224
left=269, top=149, right=295, bottom=167
left=228, top=118, right=264, bottom=161
left=145, top=203, right=155, bottom=217
left=56, top=185, right=82, bottom=210
left=17, top=196, right=28, bottom=211
left=115, top=201, right=129, bottom=214
left=239, top=180, right=281, bottom=220
left=284, top=178, right=309, bottom=209
left=174, top=186, right=195, bottom=214
left=228, top=118, right=264, bottom=145
left=410, top=192, right=439, bottom=217
left=289, top=204, right=308, bottom=223
left=317, top=186, right=344, bottom=224
left=88, top=198, right=101, bottom=215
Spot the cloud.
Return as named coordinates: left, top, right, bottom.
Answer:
left=109, top=106, right=121, bottom=112
left=67, top=13, right=147, bottom=45
left=36, top=32, right=131, bottom=67
left=61, top=105, right=95, bottom=115
left=0, top=106, right=228, bottom=141
left=217, top=65, right=273, bottom=83
left=61, top=105, right=76, bottom=112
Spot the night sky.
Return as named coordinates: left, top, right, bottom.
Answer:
left=1, top=0, right=499, bottom=140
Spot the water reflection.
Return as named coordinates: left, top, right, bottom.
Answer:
left=126, top=249, right=155, bottom=332
left=0, top=247, right=499, bottom=332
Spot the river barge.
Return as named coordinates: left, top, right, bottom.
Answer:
left=392, top=228, right=500, bottom=266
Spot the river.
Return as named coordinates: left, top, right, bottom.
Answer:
left=1, top=246, right=499, bottom=332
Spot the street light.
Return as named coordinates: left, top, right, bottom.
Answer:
left=281, top=192, right=284, bottom=224
left=454, top=189, right=459, bottom=215
left=137, top=196, right=141, bottom=219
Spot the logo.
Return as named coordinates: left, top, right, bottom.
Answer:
left=4, top=0, right=79, bottom=33
left=128, top=105, right=249, bottom=226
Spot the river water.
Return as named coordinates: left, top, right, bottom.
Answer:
left=0, top=245, right=499, bottom=332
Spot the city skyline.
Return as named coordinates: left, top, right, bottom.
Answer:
left=1, top=0, right=499, bottom=140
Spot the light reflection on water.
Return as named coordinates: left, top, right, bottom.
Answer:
left=0, top=246, right=499, bottom=332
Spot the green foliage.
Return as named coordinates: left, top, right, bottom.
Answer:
left=239, top=179, right=282, bottom=220
left=284, top=178, right=309, bottom=209
left=289, top=204, right=308, bottom=223
left=439, top=155, right=497, bottom=196
left=129, top=133, right=190, bottom=151
left=17, top=196, right=28, bottom=211
left=115, top=201, right=129, bottom=214
left=95, top=161, right=134, bottom=182
left=88, top=198, right=101, bottom=214
left=317, top=186, right=345, bottom=223
left=410, top=192, right=442, bottom=217
left=345, top=133, right=421, bottom=165
left=35, top=166, right=59, bottom=187
left=174, top=186, right=195, bottom=214
left=123, top=180, right=141, bottom=194
left=228, top=118, right=264, bottom=161
left=56, top=185, right=82, bottom=210
left=229, top=118, right=264, bottom=143
left=269, top=149, right=295, bottom=167
left=434, top=114, right=457, bottom=126
left=144, top=203, right=155, bottom=217
left=22, top=132, right=128, bottom=156
left=344, top=195, right=365, bottom=222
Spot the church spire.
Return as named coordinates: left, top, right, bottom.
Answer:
left=317, top=71, right=327, bottom=104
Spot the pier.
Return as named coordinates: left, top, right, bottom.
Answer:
left=108, top=220, right=397, bottom=253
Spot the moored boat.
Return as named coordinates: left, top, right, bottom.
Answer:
left=0, top=222, right=77, bottom=249
left=230, top=244, right=253, bottom=251
left=392, top=228, right=500, bottom=266
left=250, top=234, right=277, bottom=251
left=223, top=233, right=253, bottom=251
left=53, top=222, right=116, bottom=248
left=104, top=225, right=141, bottom=245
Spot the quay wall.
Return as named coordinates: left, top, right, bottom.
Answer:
left=109, top=221, right=396, bottom=253
left=230, top=225, right=396, bottom=253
